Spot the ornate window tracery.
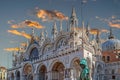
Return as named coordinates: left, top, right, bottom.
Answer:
left=43, top=44, right=52, bottom=54
left=29, top=47, right=39, bottom=60
left=57, top=38, right=67, bottom=49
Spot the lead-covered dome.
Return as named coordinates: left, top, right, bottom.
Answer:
left=102, top=39, right=120, bottom=52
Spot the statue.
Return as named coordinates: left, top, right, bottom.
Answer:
left=79, top=58, right=90, bottom=80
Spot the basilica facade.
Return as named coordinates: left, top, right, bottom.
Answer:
left=7, top=8, right=120, bottom=80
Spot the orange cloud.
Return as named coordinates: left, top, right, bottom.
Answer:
left=109, top=22, right=120, bottom=28
left=90, top=28, right=109, bottom=35
left=24, top=20, right=44, bottom=29
left=20, top=42, right=27, bottom=47
left=90, top=29, right=99, bottom=35
left=4, top=47, right=20, bottom=52
left=8, top=30, right=31, bottom=39
left=100, top=29, right=109, bottom=33
left=10, top=20, right=44, bottom=29
left=21, top=31, right=31, bottom=39
left=36, top=9, right=68, bottom=21
left=8, top=30, right=21, bottom=36
left=71, top=27, right=82, bottom=31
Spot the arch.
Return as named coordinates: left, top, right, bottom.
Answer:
left=70, top=57, right=81, bottom=80
left=54, top=35, right=67, bottom=49
left=26, top=43, right=40, bottom=58
left=11, top=72, right=14, bottom=80
left=41, top=43, right=52, bottom=55
left=29, top=47, right=39, bottom=60
left=23, top=63, right=33, bottom=75
left=51, top=62, right=65, bottom=80
left=97, top=65, right=102, bottom=74
left=41, top=38, right=52, bottom=55
left=16, top=70, right=20, bottom=80
left=38, top=65, right=47, bottom=80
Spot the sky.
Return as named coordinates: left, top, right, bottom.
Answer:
left=0, top=0, right=120, bottom=68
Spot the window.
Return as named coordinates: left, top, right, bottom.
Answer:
left=106, top=56, right=110, bottom=62
left=102, top=56, right=105, bottom=61
left=29, top=47, right=39, bottom=60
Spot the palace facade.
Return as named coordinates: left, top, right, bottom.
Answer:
left=7, top=8, right=120, bottom=80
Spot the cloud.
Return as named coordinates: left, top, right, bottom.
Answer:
left=8, top=30, right=31, bottom=39
left=8, top=30, right=21, bottom=36
left=4, top=47, right=20, bottom=52
left=90, top=29, right=99, bottom=35
left=96, top=16, right=120, bottom=28
left=100, top=29, right=109, bottom=33
left=90, top=28, right=109, bottom=35
left=8, top=20, right=15, bottom=24
left=82, top=0, right=97, bottom=4
left=20, top=42, right=27, bottom=47
left=109, top=22, right=120, bottom=28
left=35, top=9, right=68, bottom=21
left=24, top=20, right=44, bottom=29
left=10, top=20, right=44, bottom=29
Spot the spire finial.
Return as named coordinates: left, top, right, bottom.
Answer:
left=86, top=22, right=90, bottom=37
left=71, top=7, right=76, bottom=17
left=52, top=21, right=58, bottom=40
left=45, top=30, right=48, bottom=38
left=70, top=7, right=78, bottom=29
left=32, top=28, right=34, bottom=36
left=108, top=27, right=114, bottom=39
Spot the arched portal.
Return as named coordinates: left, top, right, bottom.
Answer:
left=29, top=47, right=39, bottom=60
left=70, top=58, right=81, bottom=80
left=23, top=64, right=32, bottom=75
left=97, top=65, right=102, bottom=74
left=51, top=62, right=65, bottom=80
left=11, top=72, right=14, bottom=80
left=39, top=65, right=47, bottom=80
left=16, top=71, right=20, bottom=80
left=23, top=63, right=32, bottom=80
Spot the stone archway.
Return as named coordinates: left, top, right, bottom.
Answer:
left=51, top=62, right=65, bottom=80
left=38, top=65, right=47, bottom=80
left=23, top=63, right=33, bottom=80
left=11, top=72, right=14, bottom=80
left=16, top=71, right=20, bottom=80
left=70, top=58, right=81, bottom=80
left=23, top=64, right=32, bottom=75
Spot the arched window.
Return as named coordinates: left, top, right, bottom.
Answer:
left=57, top=38, right=67, bottom=49
left=29, top=47, right=39, bottom=60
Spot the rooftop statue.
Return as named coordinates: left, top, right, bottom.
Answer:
left=79, top=58, right=90, bottom=80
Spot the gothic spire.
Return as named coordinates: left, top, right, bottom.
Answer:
left=96, top=30, right=100, bottom=43
left=108, top=27, right=114, bottom=39
left=70, top=8, right=78, bottom=29
left=32, top=28, right=35, bottom=36
left=86, top=22, right=90, bottom=37
left=40, top=30, right=44, bottom=40
left=52, top=21, right=58, bottom=40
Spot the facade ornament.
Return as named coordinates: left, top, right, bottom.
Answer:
left=86, top=23, right=90, bottom=37
left=45, top=30, right=48, bottom=38
left=70, top=7, right=78, bottom=30
left=52, top=21, right=58, bottom=40
left=108, top=27, right=114, bottom=39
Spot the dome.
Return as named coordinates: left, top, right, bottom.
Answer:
left=102, top=39, right=120, bottom=52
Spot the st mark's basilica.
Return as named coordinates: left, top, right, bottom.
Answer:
left=7, top=8, right=120, bottom=80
